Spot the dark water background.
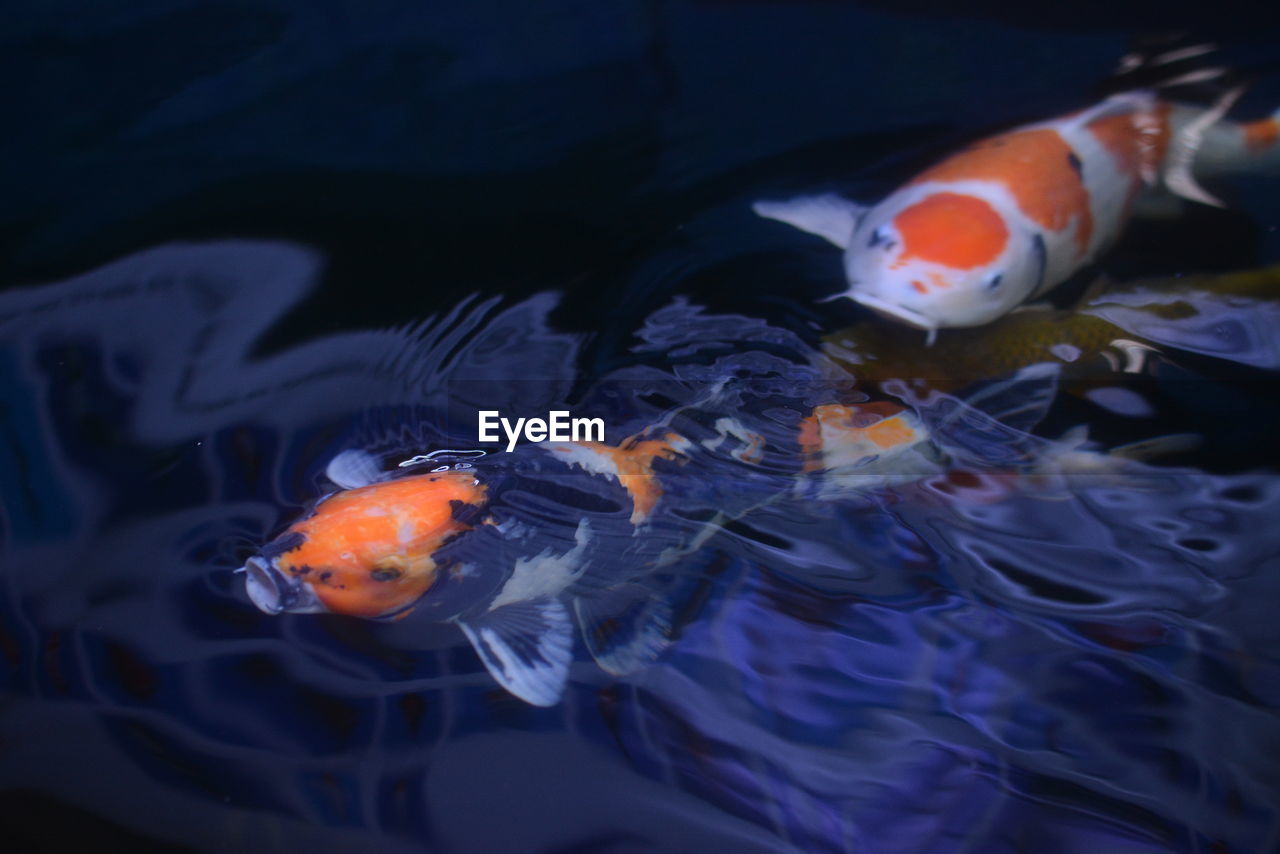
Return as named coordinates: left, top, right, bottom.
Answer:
left=4, top=2, right=1280, bottom=852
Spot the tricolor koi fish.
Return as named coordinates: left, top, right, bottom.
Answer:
left=754, top=54, right=1280, bottom=339
left=239, top=367, right=1169, bottom=705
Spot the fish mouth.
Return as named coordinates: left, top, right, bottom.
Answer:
left=848, top=291, right=937, bottom=333
left=243, top=556, right=325, bottom=615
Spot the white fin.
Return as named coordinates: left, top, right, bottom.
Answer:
left=459, top=598, right=573, bottom=706
left=1164, top=85, right=1247, bottom=207
left=325, top=449, right=383, bottom=489
left=751, top=193, right=865, bottom=249
left=574, top=583, right=673, bottom=676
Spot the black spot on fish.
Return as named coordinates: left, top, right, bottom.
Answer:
left=260, top=531, right=305, bottom=560
left=371, top=566, right=402, bottom=582
left=1067, top=151, right=1083, bottom=177
left=449, top=499, right=487, bottom=525
left=319, top=570, right=333, bottom=582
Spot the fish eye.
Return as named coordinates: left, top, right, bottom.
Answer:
left=985, top=272, right=1003, bottom=290
left=868, top=226, right=895, bottom=249
left=370, top=565, right=403, bottom=582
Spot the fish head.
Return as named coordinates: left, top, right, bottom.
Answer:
left=243, top=472, right=488, bottom=619
left=845, top=189, right=1043, bottom=331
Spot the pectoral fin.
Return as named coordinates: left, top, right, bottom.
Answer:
left=458, top=598, right=573, bottom=706
left=885, top=363, right=1063, bottom=468
left=752, top=193, right=865, bottom=249
left=325, top=449, right=383, bottom=489
left=574, top=583, right=673, bottom=676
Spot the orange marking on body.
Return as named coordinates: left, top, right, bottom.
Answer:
left=733, top=431, right=766, bottom=465
left=1242, top=117, right=1280, bottom=153
left=277, top=472, right=486, bottom=618
left=796, top=410, right=826, bottom=467
left=910, top=129, right=1091, bottom=255
left=864, top=416, right=917, bottom=449
left=798, top=402, right=917, bottom=472
left=798, top=405, right=847, bottom=469
left=892, top=193, right=1010, bottom=270
left=1087, top=103, right=1171, bottom=208
left=911, top=280, right=928, bottom=294
left=927, top=272, right=950, bottom=290
left=569, top=432, right=688, bottom=524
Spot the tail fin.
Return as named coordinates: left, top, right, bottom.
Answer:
left=1096, top=34, right=1237, bottom=102
left=1163, top=84, right=1248, bottom=207
left=1098, top=35, right=1280, bottom=198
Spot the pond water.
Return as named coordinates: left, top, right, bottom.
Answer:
left=3, top=3, right=1280, bottom=853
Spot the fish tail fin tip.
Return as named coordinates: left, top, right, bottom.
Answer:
left=1164, top=84, right=1249, bottom=207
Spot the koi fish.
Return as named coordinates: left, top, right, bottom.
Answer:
left=754, top=52, right=1280, bottom=339
left=239, top=366, right=1168, bottom=706
left=242, top=431, right=714, bottom=707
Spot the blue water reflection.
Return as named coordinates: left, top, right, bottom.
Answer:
left=2, top=241, right=1278, bottom=852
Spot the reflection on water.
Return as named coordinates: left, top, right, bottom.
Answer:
left=2, top=242, right=1279, bottom=852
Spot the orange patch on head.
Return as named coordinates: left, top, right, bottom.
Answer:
left=1242, top=117, right=1280, bottom=154
left=278, top=472, right=486, bottom=618
left=892, top=192, right=1009, bottom=271
left=910, top=129, right=1092, bottom=255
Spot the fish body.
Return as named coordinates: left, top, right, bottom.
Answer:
left=243, top=430, right=715, bottom=706
left=243, top=471, right=488, bottom=620
left=240, top=399, right=936, bottom=705
left=756, top=91, right=1280, bottom=336
left=240, top=363, right=1161, bottom=705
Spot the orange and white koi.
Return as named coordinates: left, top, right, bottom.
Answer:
left=755, top=84, right=1280, bottom=339
left=241, top=431, right=702, bottom=707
